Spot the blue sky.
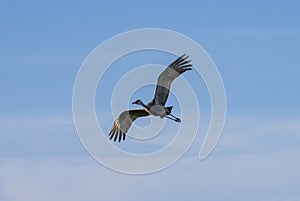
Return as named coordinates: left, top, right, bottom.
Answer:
left=1, top=0, right=300, bottom=200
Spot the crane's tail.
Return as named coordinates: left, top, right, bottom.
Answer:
left=166, top=106, right=173, bottom=115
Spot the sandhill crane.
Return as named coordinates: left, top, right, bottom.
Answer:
left=109, top=54, right=192, bottom=142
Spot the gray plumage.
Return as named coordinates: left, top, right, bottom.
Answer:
left=109, top=54, right=192, bottom=142
left=109, top=109, right=149, bottom=142
left=150, top=54, right=192, bottom=106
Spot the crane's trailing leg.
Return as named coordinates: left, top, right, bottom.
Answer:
left=167, top=114, right=181, bottom=123
left=165, top=106, right=181, bottom=122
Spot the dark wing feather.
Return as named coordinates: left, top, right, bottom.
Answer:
left=152, top=54, right=192, bottom=105
left=109, top=109, right=149, bottom=142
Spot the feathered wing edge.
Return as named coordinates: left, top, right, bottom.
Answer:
left=169, top=54, right=192, bottom=70
left=152, top=54, right=192, bottom=105
left=109, top=109, right=149, bottom=142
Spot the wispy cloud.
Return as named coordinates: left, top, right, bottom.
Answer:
left=0, top=157, right=128, bottom=201
left=1, top=115, right=300, bottom=200
left=0, top=114, right=84, bottom=158
left=1, top=151, right=300, bottom=201
left=227, top=28, right=299, bottom=40
left=215, top=116, right=300, bottom=154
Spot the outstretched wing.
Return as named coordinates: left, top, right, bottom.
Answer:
left=109, top=109, right=149, bottom=142
left=152, top=54, right=192, bottom=106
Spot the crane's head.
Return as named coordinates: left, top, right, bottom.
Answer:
left=132, top=99, right=143, bottom=105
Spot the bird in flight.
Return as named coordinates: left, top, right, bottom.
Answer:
left=109, top=54, right=192, bottom=142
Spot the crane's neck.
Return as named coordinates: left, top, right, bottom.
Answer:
left=139, top=101, right=148, bottom=109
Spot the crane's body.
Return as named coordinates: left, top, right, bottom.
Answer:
left=149, top=104, right=166, bottom=117
left=109, top=54, right=192, bottom=142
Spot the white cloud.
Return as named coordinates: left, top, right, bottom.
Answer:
left=227, top=28, right=299, bottom=40
left=0, top=114, right=84, bottom=157
left=215, top=116, right=300, bottom=154
left=1, top=149, right=300, bottom=201
left=0, top=157, right=132, bottom=201
left=1, top=114, right=300, bottom=200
